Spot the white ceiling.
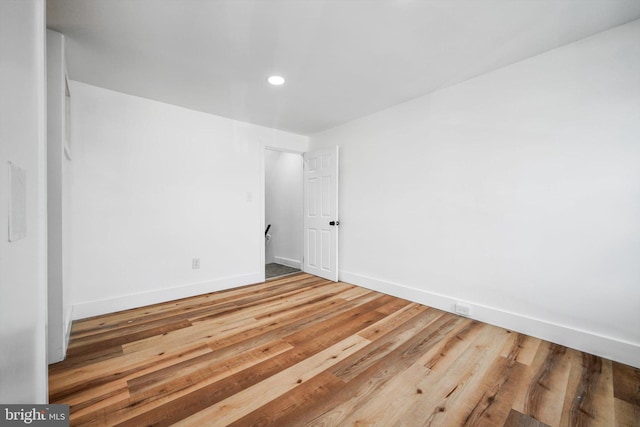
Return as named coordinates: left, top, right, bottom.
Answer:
left=47, top=0, right=640, bottom=135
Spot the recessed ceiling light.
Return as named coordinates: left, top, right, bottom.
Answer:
left=267, top=75, right=285, bottom=86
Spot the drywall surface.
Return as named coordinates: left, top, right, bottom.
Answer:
left=265, top=150, right=303, bottom=267
left=311, top=20, right=640, bottom=367
left=70, top=82, right=308, bottom=318
left=0, top=0, right=48, bottom=402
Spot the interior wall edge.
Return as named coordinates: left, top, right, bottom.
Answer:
left=63, top=307, right=73, bottom=355
left=71, top=272, right=261, bottom=321
left=340, top=270, right=640, bottom=369
left=49, top=309, right=73, bottom=364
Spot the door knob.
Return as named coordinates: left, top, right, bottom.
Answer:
left=329, top=221, right=340, bottom=226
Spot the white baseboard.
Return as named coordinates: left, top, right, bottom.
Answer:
left=340, top=270, right=640, bottom=368
left=274, top=256, right=301, bottom=269
left=71, top=273, right=262, bottom=320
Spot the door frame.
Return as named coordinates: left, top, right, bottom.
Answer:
left=260, top=146, right=305, bottom=282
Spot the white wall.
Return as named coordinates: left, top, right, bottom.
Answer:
left=311, top=20, right=640, bottom=367
left=265, top=150, right=303, bottom=268
left=70, top=82, right=308, bottom=319
left=0, top=0, right=48, bottom=402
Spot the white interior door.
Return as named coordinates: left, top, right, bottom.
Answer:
left=303, top=147, right=339, bottom=281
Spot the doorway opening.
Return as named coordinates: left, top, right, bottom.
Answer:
left=264, top=149, right=303, bottom=279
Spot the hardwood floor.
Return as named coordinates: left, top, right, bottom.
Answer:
left=49, top=273, right=640, bottom=426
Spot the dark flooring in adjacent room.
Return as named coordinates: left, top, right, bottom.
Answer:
left=265, top=262, right=300, bottom=279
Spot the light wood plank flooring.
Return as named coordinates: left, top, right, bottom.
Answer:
left=49, top=273, right=640, bottom=426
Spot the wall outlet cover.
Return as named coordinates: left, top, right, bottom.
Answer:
left=455, top=303, right=471, bottom=317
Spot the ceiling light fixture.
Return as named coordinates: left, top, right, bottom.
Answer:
left=267, top=75, right=285, bottom=86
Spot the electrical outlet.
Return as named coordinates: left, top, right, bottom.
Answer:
left=192, top=258, right=200, bottom=269
left=455, top=303, right=471, bottom=317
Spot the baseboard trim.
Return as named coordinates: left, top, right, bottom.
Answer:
left=72, top=273, right=262, bottom=320
left=274, top=256, right=301, bottom=269
left=340, top=270, right=640, bottom=368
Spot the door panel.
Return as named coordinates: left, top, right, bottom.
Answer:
left=303, top=147, right=338, bottom=281
left=307, top=229, right=317, bottom=268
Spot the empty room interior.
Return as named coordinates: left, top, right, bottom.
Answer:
left=1, top=0, right=640, bottom=426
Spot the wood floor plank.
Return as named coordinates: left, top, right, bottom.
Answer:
left=69, top=339, right=294, bottom=426
left=49, top=273, right=639, bottom=427
left=69, top=318, right=194, bottom=354
left=118, top=282, right=356, bottom=356
left=113, top=296, right=388, bottom=426
left=200, top=291, right=382, bottom=363
left=503, top=409, right=551, bottom=427
left=49, top=345, right=124, bottom=373
left=374, top=295, right=414, bottom=315
left=556, top=349, right=584, bottom=427
left=357, top=302, right=429, bottom=341
left=124, top=340, right=291, bottom=423
left=612, top=361, right=640, bottom=406
left=126, top=339, right=294, bottom=399
left=332, top=307, right=445, bottom=382
left=187, top=278, right=349, bottom=323
left=335, top=284, right=381, bottom=301
left=66, top=384, right=130, bottom=420
left=175, top=334, right=371, bottom=426
left=281, top=294, right=394, bottom=346
left=499, top=332, right=541, bottom=367
left=458, top=340, right=531, bottom=427
left=67, top=318, right=193, bottom=355
left=366, top=323, right=511, bottom=426
left=566, top=354, right=614, bottom=427
left=50, top=343, right=212, bottom=402
left=615, top=397, right=640, bottom=427
left=523, top=343, right=574, bottom=427
left=259, top=313, right=467, bottom=426
left=70, top=273, right=318, bottom=338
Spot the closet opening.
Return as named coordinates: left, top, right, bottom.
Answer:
left=264, top=148, right=303, bottom=279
